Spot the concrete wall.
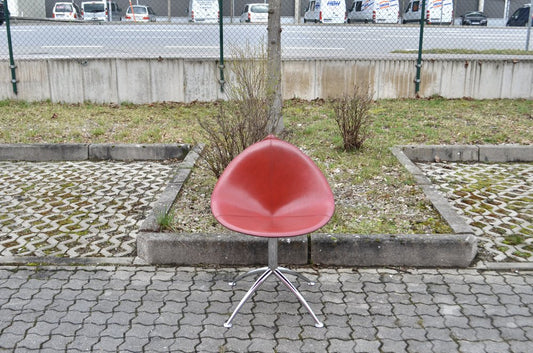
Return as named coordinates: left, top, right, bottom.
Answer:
left=1, top=56, right=532, bottom=103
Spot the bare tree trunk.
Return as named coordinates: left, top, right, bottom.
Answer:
left=267, top=0, right=284, bottom=134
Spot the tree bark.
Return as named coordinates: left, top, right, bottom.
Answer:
left=267, top=0, right=284, bottom=134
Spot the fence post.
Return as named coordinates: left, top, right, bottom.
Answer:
left=218, top=0, right=225, bottom=92
left=295, top=0, right=300, bottom=24
left=4, top=0, right=17, bottom=95
left=414, top=0, right=426, bottom=97
left=526, top=0, right=533, bottom=51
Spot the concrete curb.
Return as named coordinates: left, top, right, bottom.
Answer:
left=311, top=233, right=478, bottom=268
left=0, top=143, right=190, bottom=161
left=0, top=256, right=136, bottom=266
left=399, top=144, right=533, bottom=163
left=139, top=144, right=204, bottom=232
left=137, top=233, right=308, bottom=266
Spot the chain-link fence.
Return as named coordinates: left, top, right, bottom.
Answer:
left=1, top=0, right=532, bottom=60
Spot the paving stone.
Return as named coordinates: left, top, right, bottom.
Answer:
left=401, top=327, right=427, bottom=341
left=91, top=336, right=124, bottom=352
left=0, top=333, right=24, bottom=349
left=456, top=341, right=486, bottom=353
left=351, top=325, right=377, bottom=340
left=498, top=326, right=527, bottom=341
left=175, top=324, right=203, bottom=339
left=300, top=338, right=328, bottom=352
left=406, top=339, right=434, bottom=353
left=430, top=336, right=457, bottom=349
left=483, top=341, right=512, bottom=353
left=117, top=336, right=150, bottom=352
left=380, top=339, right=407, bottom=352
left=376, top=327, right=403, bottom=340
left=450, top=326, right=479, bottom=341
left=143, top=336, right=175, bottom=353
left=354, top=339, right=381, bottom=352
left=221, top=337, right=250, bottom=352
left=326, top=339, right=356, bottom=353
left=16, top=333, right=50, bottom=350
left=508, top=340, right=533, bottom=353
left=100, top=323, right=130, bottom=338
left=275, top=338, right=304, bottom=353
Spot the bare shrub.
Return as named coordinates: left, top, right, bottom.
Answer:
left=198, top=43, right=282, bottom=178
left=332, top=88, right=373, bottom=151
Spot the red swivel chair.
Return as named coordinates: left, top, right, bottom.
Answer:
left=211, top=135, right=335, bottom=328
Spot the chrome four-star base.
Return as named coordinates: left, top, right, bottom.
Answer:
left=224, top=238, right=324, bottom=328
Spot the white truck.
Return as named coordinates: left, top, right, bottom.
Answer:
left=188, top=0, right=219, bottom=23
left=402, top=0, right=453, bottom=25
left=81, top=1, right=121, bottom=22
left=347, top=0, right=400, bottom=24
left=304, top=0, right=346, bottom=24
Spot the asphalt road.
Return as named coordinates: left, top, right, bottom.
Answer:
left=0, top=22, right=532, bottom=59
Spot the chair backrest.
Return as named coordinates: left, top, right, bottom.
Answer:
left=211, top=135, right=334, bottom=237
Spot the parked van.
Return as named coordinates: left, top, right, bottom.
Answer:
left=347, top=0, right=400, bottom=24
left=81, top=1, right=121, bottom=22
left=240, top=3, right=269, bottom=23
left=188, top=0, right=219, bottom=23
left=507, top=4, right=532, bottom=27
left=53, top=2, right=82, bottom=21
left=304, top=0, right=346, bottom=24
left=402, top=0, right=453, bottom=25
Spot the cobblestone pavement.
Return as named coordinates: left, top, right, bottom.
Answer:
left=418, top=163, right=533, bottom=263
left=0, top=266, right=532, bottom=353
left=0, top=161, right=176, bottom=258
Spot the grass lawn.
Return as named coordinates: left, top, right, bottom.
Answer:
left=1, top=98, right=531, bottom=234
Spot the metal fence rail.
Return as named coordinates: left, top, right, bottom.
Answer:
left=1, top=0, right=532, bottom=61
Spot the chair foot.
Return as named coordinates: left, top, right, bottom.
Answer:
left=224, top=269, right=273, bottom=328
left=274, top=269, right=323, bottom=328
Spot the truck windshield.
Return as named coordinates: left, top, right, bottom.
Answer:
left=55, top=4, right=73, bottom=12
left=84, top=4, right=105, bottom=13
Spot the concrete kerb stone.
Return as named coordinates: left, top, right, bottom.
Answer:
left=399, top=145, right=479, bottom=162
left=479, top=145, right=533, bottom=162
left=88, top=143, right=189, bottom=161
left=0, top=256, right=136, bottom=266
left=311, top=233, right=477, bottom=268
left=139, top=144, right=204, bottom=232
left=137, top=232, right=308, bottom=266
left=0, top=143, right=190, bottom=161
left=399, top=144, right=533, bottom=163
left=0, top=143, right=89, bottom=161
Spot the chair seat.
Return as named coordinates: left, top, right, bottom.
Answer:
left=211, top=135, right=335, bottom=238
